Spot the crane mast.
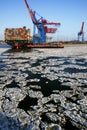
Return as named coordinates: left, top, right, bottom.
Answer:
left=24, top=0, right=61, bottom=44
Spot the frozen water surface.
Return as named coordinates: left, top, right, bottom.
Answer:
left=0, top=44, right=87, bottom=130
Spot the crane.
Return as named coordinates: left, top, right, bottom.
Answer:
left=24, top=0, right=61, bottom=44
left=78, top=21, right=84, bottom=42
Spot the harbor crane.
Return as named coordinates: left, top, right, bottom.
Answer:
left=24, top=0, right=61, bottom=44
left=78, top=21, right=84, bottom=42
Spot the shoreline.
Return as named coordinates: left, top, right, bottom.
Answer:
left=63, top=43, right=87, bottom=47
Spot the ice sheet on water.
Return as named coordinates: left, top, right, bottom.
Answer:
left=0, top=44, right=87, bottom=130
left=0, top=44, right=87, bottom=88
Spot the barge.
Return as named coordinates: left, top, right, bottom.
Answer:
left=4, top=27, right=64, bottom=49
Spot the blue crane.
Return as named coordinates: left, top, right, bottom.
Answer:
left=24, top=0, right=61, bottom=44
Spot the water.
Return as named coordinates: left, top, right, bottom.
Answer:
left=0, top=44, right=87, bottom=92
left=0, top=43, right=11, bottom=55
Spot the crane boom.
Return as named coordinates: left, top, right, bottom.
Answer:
left=78, top=21, right=84, bottom=42
left=78, top=21, right=84, bottom=35
left=24, top=0, right=37, bottom=24
left=81, top=21, right=84, bottom=33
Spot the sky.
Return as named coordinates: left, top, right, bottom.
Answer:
left=0, top=0, right=87, bottom=41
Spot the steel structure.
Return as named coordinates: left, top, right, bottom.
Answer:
left=24, top=0, right=61, bottom=44
left=78, top=21, right=84, bottom=42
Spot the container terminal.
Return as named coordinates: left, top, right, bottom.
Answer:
left=4, top=0, right=86, bottom=49
left=4, top=0, right=64, bottom=49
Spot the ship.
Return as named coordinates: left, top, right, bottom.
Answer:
left=4, top=27, right=64, bottom=49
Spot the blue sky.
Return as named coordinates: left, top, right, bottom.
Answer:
left=0, top=0, right=87, bottom=41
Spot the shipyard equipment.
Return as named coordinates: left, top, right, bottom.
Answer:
left=24, top=0, right=61, bottom=44
left=78, top=21, right=84, bottom=42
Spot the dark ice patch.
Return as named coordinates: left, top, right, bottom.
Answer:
left=26, top=73, right=72, bottom=97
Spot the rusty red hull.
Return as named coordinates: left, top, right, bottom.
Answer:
left=9, top=43, right=64, bottom=49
